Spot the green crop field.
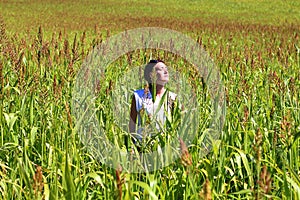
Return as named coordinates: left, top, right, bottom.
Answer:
left=0, top=0, right=299, bottom=199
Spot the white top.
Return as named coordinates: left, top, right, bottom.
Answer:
left=133, top=89, right=177, bottom=140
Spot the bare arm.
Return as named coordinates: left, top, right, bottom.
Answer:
left=129, top=95, right=137, bottom=133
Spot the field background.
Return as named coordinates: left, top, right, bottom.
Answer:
left=1, top=0, right=300, bottom=34
left=0, top=0, right=300, bottom=199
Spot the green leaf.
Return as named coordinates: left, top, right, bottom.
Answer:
left=293, top=132, right=300, bottom=143
left=30, top=126, right=38, bottom=145
left=3, top=112, right=18, bottom=132
left=229, top=189, right=253, bottom=195
left=86, top=172, right=105, bottom=188
left=64, top=155, right=75, bottom=200
left=228, top=145, right=254, bottom=186
left=132, top=181, right=158, bottom=200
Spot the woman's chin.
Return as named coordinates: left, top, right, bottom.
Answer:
left=156, top=80, right=168, bottom=86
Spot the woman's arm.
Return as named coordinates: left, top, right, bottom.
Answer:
left=129, top=95, right=137, bottom=133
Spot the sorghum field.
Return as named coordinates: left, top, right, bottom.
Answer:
left=0, top=0, right=299, bottom=199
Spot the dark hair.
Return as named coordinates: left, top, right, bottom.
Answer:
left=144, top=59, right=164, bottom=83
left=149, top=59, right=164, bottom=64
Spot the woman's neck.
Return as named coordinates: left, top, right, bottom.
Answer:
left=149, top=83, right=166, bottom=98
left=154, top=84, right=165, bottom=98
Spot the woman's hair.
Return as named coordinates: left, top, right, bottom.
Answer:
left=144, top=59, right=164, bottom=83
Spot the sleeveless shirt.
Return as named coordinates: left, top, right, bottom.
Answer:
left=133, top=89, right=177, bottom=140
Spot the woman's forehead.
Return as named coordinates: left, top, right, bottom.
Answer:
left=154, top=62, right=167, bottom=69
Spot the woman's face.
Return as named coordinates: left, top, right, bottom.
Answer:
left=154, top=62, right=169, bottom=85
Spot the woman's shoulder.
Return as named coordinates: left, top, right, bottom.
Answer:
left=134, top=89, right=145, bottom=97
left=133, top=89, right=152, bottom=99
left=134, top=89, right=145, bottom=94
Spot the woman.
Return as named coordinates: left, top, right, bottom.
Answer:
left=129, top=59, right=177, bottom=143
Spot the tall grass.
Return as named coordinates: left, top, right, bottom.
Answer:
left=0, top=18, right=299, bottom=199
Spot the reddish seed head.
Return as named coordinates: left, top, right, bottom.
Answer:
left=179, top=138, right=192, bottom=166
